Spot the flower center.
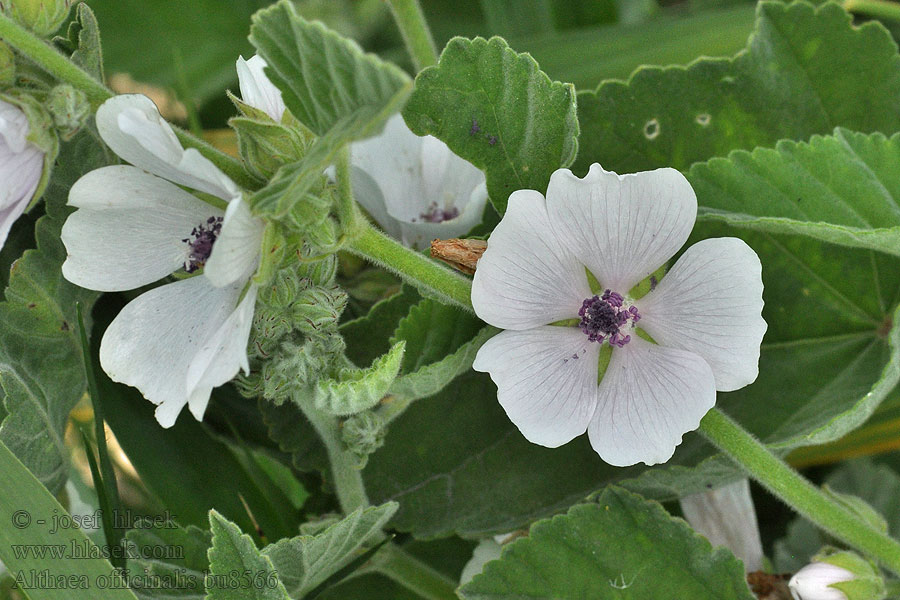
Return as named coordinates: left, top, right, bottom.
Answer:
left=418, top=202, right=459, bottom=223
left=182, top=216, right=223, bottom=273
left=578, top=289, right=641, bottom=347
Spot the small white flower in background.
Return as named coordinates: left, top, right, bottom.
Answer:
left=472, top=164, right=766, bottom=466
left=680, top=479, right=764, bottom=572
left=789, top=562, right=855, bottom=600
left=236, top=54, right=286, bottom=122
left=349, top=113, right=488, bottom=249
left=0, top=98, right=44, bottom=246
left=61, top=94, right=265, bottom=428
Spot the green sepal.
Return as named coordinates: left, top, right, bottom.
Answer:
left=228, top=91, right=315, bottom=179
left=314, top=341, right=405, bottom=416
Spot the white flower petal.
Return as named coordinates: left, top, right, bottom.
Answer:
left=472, top=189, right=590, bottom=330
left=473, top=326, right=599, bottom=447
left=185, top=284, right=258, bottom=420
left=61, top=166, right=223, bottom=291
left=637, top=238, right=766, bottom=392
left=394, top=181, right=489, bottom=249
left=96, top=95, right=240, bottom=200
left=588, top=336, right=715, bottom=466
left=0, top=99, right=29, bottom=153
left=0, top=142, right=42, bottom=246
left=99, top=276, right=244, bottom=428
left=546, top=164, right=697, bottom=292
left=350, top=114, right=487, bottom=249
left=236, top=55, right=286, bottom=122
left=679, top=479, right=764, bottom=572
left=203, top=196, right=263, bottom=287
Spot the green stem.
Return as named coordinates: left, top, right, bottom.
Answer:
left=368, top=543, right=458, bottom=600
left=700, top=408, right=900, bottom=575
left=0, top=12, right=258, bottom=189
left=347, top=222, right=474, bottom=312
left=843, top=0, right=900, bottom=23
left=386, top=0, right=439, bottom=70
left=295, top=394, right=369, bottom=514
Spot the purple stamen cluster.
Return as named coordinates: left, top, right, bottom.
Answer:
left=578, top=289, right=641, bottom=347
left=417, top=202, right=460, bottom=223
left=182, top=216, right=223, bottom=273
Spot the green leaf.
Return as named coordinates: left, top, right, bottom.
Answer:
left=86, top=0, right=270, bottom=104
left=365, top=372, right=641, bottom=538
left=258, top=397, right=329, bottom=476
left=511, top=3, right=755, bottom=91
left=99, top=369, right=301, bottom=541
left=206, top=511, right=290, bottom=600
left=389, top=298, right=496, bottom=400
left=261, top=502, right=398, bottom=598
left=126, top=524, right=211, bottom=600
left=459, top=487, right=754, bottom=600
left=402, top=36, right=579, bottom=213
left=0, top=131, right=106, bottom=492
left=341, top=286, right=420, bottom=369
left=479, top=0, right=556, bottom=37
left=53, top=2, right=104, bottom=80
left=247, top=0, right=413, bottom=217
left=575, top=1, right=900, bottom=174
left=250, top=0, right=411, bottom=136
left=314, top=341, right=405, bottom=416
left=689, top=129, right=900, bottom=257
left=0, top=439, right=139, bottom=600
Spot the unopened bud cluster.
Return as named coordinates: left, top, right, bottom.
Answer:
left=0, top=0, right=73, bottom=37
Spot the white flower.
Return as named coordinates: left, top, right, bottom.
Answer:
left=236, top=54, right=286, bottom=122
left=61, top=94, right=265, bottom=428
left=471, top=164, right=766, bottom=466
left=789, top=562, right=854, bottom=600
left=350, top=113, right=488, bottom=249
left=0, top=98, right=44, bottom=246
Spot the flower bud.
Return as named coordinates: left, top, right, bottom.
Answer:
left=341, top=411, right=386, bottom=468
left=0, top=0, right=73, bottom=37
left=46, top=84, right=89, bottom=140
left=789, top=550, right=885, bottom=600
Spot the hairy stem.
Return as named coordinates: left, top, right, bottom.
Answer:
left=0, top=12, right=258, bottom=189
left=700, top=408, right=900, bottom=575
left=295, top=395, right=369, bottom=514
left=347, top=222, right=474, bottom=312
left=367, top=543, right=459, bottom=600
left=386, top=0, right=439, bottom=71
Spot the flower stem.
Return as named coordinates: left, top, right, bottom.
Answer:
left=385, top=0, right=439, bottom=71
left=0, top=12, right=258, bottom=189
left=347, top=222, right=474, bottom=312
left=294, top=394, right=369, bottom=514
left=366, top=543, right=458, bottom=600
left=699, top=408, right=900, bottom=575
left=842, top=0, right=900, bottom=23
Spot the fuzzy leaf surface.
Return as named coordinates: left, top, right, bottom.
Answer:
left=460, top=487, right=754, bottom=600
left=576, top=1, right=900, bottom=174
left=403, top=36, right=579, bottom=213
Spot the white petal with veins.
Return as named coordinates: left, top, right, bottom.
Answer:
left=474, top=326, right=599, bottom=448
left=546, top=164, right=696, bottom=292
